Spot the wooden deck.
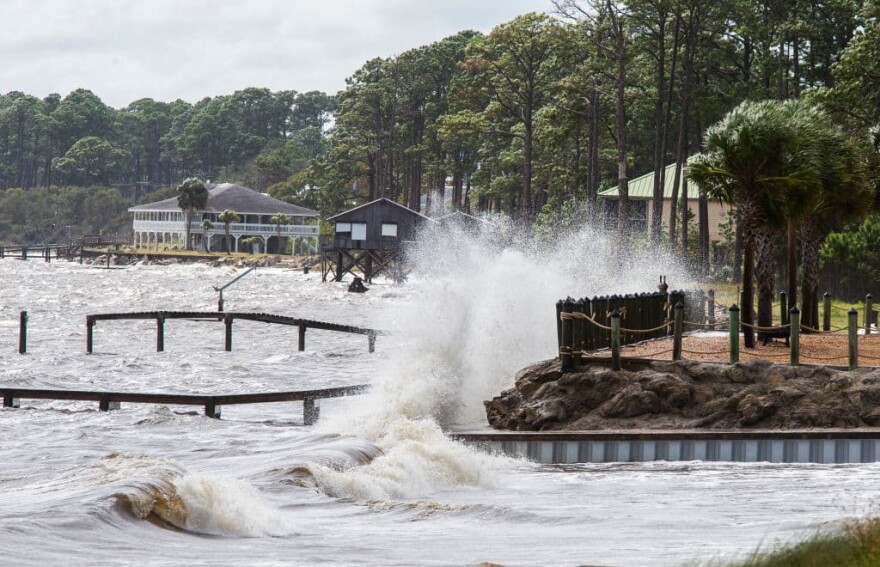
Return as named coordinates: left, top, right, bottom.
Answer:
left=1, top=384, right=369, bottom=424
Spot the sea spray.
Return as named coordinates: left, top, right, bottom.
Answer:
left=314, top=222, right=687, bottom=501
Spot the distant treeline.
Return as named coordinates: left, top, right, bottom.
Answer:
left=1, top=0, right=879, bottom=258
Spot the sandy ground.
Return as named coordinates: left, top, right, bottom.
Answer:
left=583, top=332, right=880, bottom=367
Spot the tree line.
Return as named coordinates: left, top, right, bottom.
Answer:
left=1, top=0, right=879, bottom=286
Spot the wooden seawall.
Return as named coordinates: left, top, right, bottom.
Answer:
left=1, top=384, right=369, bottom=424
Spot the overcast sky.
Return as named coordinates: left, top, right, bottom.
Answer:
left=2, top=0, right=551, bottom=109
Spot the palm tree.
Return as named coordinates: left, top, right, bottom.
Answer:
left=201, top=219, right=215, bottom=252
left=177, top=178, right=209, bottom=251
left=796, top=119, right=872, bottom=328
left=270, top=214, right=290, bottom=255
left=218, top=209, right=240, bottom=254
left=688, top=101, right=804, bottom=347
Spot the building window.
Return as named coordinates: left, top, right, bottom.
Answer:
left=381, top=223, right=398, bottom=237
left=630, top=200, right=648, bottom=233
left=351, top=223, right=367, bottom=241
left=336, top=222, right=351, bottom=233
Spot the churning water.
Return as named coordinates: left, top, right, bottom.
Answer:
left=1, top=227, right=879, bottom=567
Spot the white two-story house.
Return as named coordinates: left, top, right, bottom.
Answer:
left=129, top=182, right=319, bottom=254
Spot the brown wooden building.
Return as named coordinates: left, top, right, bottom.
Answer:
left=321, top=198, right=435, bottom=282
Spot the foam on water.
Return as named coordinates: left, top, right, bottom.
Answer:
left=314, top=222, right=688, bottom=501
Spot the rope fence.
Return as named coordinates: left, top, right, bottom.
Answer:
left=557, top=283, right=879, bottom=372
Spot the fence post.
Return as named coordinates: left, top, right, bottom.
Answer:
left=610, top=309, right=621, bottom=371
left=698, top=290, right=706, bottom=326
left=779, top=291, right=788, bottom=325
left=18, top=311, right=27, bottom=354
left=673, top=302, right=683, bottom=361
left=849, top=308, right=859, bottom=370
left=224, top=315, right=233, bottom=352
left=156, top=315, right=165, bottom=352
left=866, top=294, right=874, bottom=335
left=729, top=304, right=740, bottom=364
left=707, top=289, right=716, bottom=331
left=790, top=307, right=800, bottom=366
left=573, top=299, right=586, bottom=367
left=823, top=292, right=832, bottom=332
left=560, top=299, right=574, bottom=372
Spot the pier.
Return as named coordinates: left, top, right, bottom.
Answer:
left=1, top=384, right=368, bottom=424
left=86, top=310, right=387, bottom=353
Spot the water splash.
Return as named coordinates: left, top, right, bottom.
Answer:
left=315, top=221, right=687, bottom=501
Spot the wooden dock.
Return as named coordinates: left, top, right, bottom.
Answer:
left=1, top=384, right=368, bottom=424
left=86, top=310, right=388, bottom=353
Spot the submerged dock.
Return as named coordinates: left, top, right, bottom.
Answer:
left=1, top=384, right=368, bottom=424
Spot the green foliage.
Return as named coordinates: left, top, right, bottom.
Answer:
left=717, top=517, right=880, bottom=567
left=0, top=185, right=129, bottom=243
left=52, top=136, right=129, bottom=186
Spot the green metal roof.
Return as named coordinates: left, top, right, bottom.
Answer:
left=598, top=159, right=694, bottom=200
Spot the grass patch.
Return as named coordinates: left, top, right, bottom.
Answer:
left=712, top=518, right=880, bottom=567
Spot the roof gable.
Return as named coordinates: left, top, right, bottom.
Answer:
left=598, top=157, right=697, bottom=200
left=129, top=183, right=318, bottom=216
left=327, top=198, right=435, bottom=222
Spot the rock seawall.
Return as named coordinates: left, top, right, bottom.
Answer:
left=484, top=359, right=880, bottom=430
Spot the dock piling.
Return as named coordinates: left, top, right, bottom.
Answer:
left=298, top=325, right=306, bottom=351
left=790, top=307, right=800, bottom=366
left=368, top=333, right=376, bottom=353
left=707, top=289, right=715, bottom=330
left=224, top=315, right=233, bottom=351
left=19, top=311, right=27, bottom=354
left=156, top=315, right=165, bottom=352
left=303, top=397, right=320, bottom=425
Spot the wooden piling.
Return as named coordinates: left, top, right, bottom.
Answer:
left=610, top=309, right=621, bottom=371
left=560, top=299, right=574, bottom=372
left=867, top=294, right=875, bottom=335
left=573, top=298, right=586, bottom=367
left=21, top=246, right=27, bottom=260
left=303, top=397, right=319, bottom=425
left=19, top=311, right=27, bottom=354
left=298, top=325, right=306, bottom=351
left=849, top=308, right=859, bottom=370
left=224, top=315, right=233, bottom=352
left=204, top=399, right=221, bottom=418
left=368, top=333, right=376, bottom=353
left=45, top=247, right=50, bottom=263
left=3, top=394, right=19, bottom=408
left=790, top=307, right=800, bottom=366
left=823, top=292, right=832, bottom=332
left=86, top=317, right=95, bottom=353
left=729, top=304, right=740, bottom=364
left=779, top=291, right=788, bottom=325
left=672, top=302, right=683, bottom=361
left=156, top=316, right=165, bottom=352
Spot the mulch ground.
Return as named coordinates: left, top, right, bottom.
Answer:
left=583, top=333, right=880, bottom=367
